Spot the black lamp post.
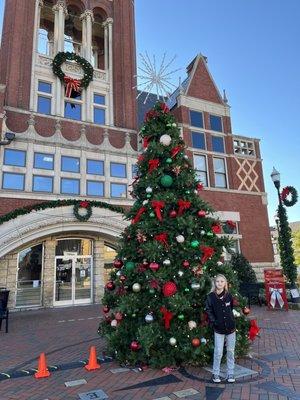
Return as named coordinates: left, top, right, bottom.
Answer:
left=271, top=167, right=298, bottom=290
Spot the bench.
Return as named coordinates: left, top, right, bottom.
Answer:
left=239, top=283, right=262, bottom=308
left=0, top=289, right=10, bottom=333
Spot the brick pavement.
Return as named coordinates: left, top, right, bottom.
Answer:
left=0, top=305, right=300, bottom=400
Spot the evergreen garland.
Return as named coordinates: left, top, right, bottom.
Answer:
left=0, top=200, right=125, bottom=226
left=52, top=52, right=94, bottom=88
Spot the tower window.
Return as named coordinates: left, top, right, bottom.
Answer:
left=110, top=163, right=126, bottom=178
left=93, top=94, right=106, bottom=125
left=4, top=149, right=26, bottom=167
left=2, top=172, right=25, bottom=191
left=87, top=181, right=104, bottom=197
left=37, top=81, right=52, bottom=115
left=111, top=183, right=127, bottom=198
left=210, top=115, right=223, bottom=132
left=213, top=157, right=227, bottom=188
left=38, top=3, right=54, bottom=57
left=34, top=153, right=54, bottom=170
left=191, top=132, right=206, bottom=149
left=212, top=136, right=225, bottom=153
left=194, top=155, right=208, bottom=187
left=33, top=175, right=53, bottom=193
left=61, top=178, right=80, bottom=195
left=61, top=156, right=80, bottom=173
left=64, top=7, right=82, bottom=55
left=190, top=110, right=204, bottom=128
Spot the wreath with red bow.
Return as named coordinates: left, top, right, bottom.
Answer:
left=52, top=52, right=94, bottom=98
left=281, top=186, right=298, bottom=207
left=73, top=201, right=92, bottom=221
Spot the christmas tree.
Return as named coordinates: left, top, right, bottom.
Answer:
left=99, top=102, right=252, bottom=368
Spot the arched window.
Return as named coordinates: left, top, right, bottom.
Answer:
left=38, top=2, right=55, bottom=56
left=64, top=5, right=82, bottom=54
left=92, top=13, right=105, bottom=69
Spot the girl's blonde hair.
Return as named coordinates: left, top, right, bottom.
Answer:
left=211, top=274, right=228, bottom=292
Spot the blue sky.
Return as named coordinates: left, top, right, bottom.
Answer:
left=0, top=0, right=299, bottom=223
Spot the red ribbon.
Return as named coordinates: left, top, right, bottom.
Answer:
left=177, top=200, right=191, bottom=216
left=148, top=159, right=160, bottom=173
left=79, top=201, right=89, bottom=208
left=212, top=223, right=222, bottom=234
left=160, top=307, right=173, bottom=330
left=226, top=220, right=236, bottom=229
left=132, top=207, right=146, bottom=224
left=138, top=154, right=144, bottom=163
left=171, top=146, right=182, bottom=158
left=154, top=233, right=169, bottom=248
left=249, top=319, right=260, bottom=341
left=143, top=137, right=150, bottom=148
left=197, top=182, right=204, bottom=191
left=64, top=76, right=81, bottom=98
left=160, top=103, right=170, bottom=113
left=281, top=187, right=290, bottom=200
left=200, top=245, right=215, bottom=264
left=151, top=200, right=165, bottom=221
left=145, top=109, right=159, bottom=121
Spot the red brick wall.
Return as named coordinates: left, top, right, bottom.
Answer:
left=0, top=198, right=46, bottom=216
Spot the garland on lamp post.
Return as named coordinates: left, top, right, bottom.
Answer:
left=281, top=186, right=298, bottom=207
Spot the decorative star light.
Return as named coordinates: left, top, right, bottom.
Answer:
left=135, top=52, right=182, bottom=104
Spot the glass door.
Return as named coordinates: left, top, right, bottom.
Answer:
left=74, top=257, right=92, bottom=303
left=55, top=258, right=73, bottom=304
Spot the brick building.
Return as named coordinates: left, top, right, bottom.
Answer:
left=0, top=0, right=274, bottom=310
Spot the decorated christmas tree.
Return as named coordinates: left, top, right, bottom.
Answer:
left=98, top=102, right=253, bottom=368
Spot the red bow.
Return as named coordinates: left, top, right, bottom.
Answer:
left=148, top=159, right=160, bottom=172
left=281, top=187, right=290, bottom=200
left=79, top=201, right=89, bottom=208
left=138, top=154, right=144, bottom=163
left=132, top=207, right=146, bottom=224
left=160, top=307, right=173, bottom=329
left=212, top=223, right=222, bottom=234
left=200, top=245, right=215, bottom=264
left=160, top=103, right=170, bottom=113
left=249, top=319, right=260, bottom=341
left=226, top=220, right=236, bottom=229
left=171, top=146, right=182, bottom=158
left=64, top=76, right=81, bottom=98
left=143, top=137, right=150, bottom=148
left=154, top=233, right=169, bottom=248
left=145, top=109, right=158, bottom=121
left=151, top=200, right=165, bottom=221
left=197, top=182, right=204, bottom=191
left=177, top=200, right=191, bottom=216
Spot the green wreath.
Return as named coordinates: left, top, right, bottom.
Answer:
left=281, top=186, right=298, bottom=207
left=52, top=51, right=94, bottom=92
left=73, top=201, right=92, bottom=222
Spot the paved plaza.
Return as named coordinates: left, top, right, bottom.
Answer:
left=1, top=305, right=300, bottom=400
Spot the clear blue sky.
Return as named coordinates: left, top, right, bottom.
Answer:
left=0, top=0, right=299, bottom=223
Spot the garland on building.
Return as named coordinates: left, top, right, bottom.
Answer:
left=52, top=52, right=94, bottom=97
left=73, top=201, right=93, bottom=221
left=281, top=186, right=298, bottom=207
left=0, top=200, right=125, bottom=226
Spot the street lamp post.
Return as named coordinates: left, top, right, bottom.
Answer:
left=271, top=167, right=298, bottom=292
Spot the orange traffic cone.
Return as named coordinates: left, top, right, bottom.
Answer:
left=85, top=346, right=101, bottom=371
left=34, top=353, right=51, bottom=379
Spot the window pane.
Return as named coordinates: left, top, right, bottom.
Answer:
left=2, top=172, right=24, bottom=190
left=215, top=173, right=227, bottom=188
left=4, top=149, right=26, bottom=167
left=196, top=171, right=208, bottom=186
left=94, top=94, right=105, bottom=105
left=190, top=110, right=203, bottom=128
left=55, top=239, right=92, bottom=256
left=34, top=153, right=54, bottom=170
left=61, top=178, right=80, bottom=194
left=87, top=160, right=104, bottom=175
left=210, top=115, right=223, bottom=132
left=65, top=102, right=81, bottom=120
left=194, top=155, right=207, bottom=171
left=33, top=176, right=53, bottom=192
left=87, top=181, right=104, bottom=196
left=111, top=183, right=127, bottom=198
left=213, top=158, right=225, bottom=173
left=110, top=162, right=126, bottom=178
left=61, top=156, right=80, bottom=173
left=38, top=81, right=52, bottom=93
left=94, top=108, right=105, bottom=124
left=191, top=132, right=205, bottom=149
left=132, top=164, right=139, bottom=177
left=212, top=136, right=225, bottom=153
left=38, top=96, right=51, bottom=115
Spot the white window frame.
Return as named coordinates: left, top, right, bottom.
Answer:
left=213, top=157, right=228, bottom=189
left=93, top=93, right=107, bottom=125
left=36, top=80, right=54, bottom=115
left=193, top=153, right=209, bottom=187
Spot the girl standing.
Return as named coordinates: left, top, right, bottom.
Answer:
left=205, top=274, right=236, bottom=383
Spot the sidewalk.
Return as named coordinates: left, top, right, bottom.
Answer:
left=0, top=305, right=300, bottom=400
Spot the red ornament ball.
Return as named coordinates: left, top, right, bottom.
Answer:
left=162, top=281, right=178, bottom=297
left=182, top=260, right=190, bottom=268
left=102, top=305, right=110, bottom=313
left=105, top=315, right=112, bottom=323
left=197, top=210, right=206, bottom=217
left=243, top=307, right=251, bottom=315
left=130, top=341, right=140, bottom=351
left=169, top=210, right=177, bottom=218
left=106, top=281, right=115, bottom=291
left=115, top=312, right=123, bottom=321
left=192, top=338, right=200, bottom=347
left=149, top=262, right=160, bottom=272
left=113, top=259, right=123, bottom=269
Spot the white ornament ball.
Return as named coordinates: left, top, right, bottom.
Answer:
left=145, top=314, right=154, bottom=323
left=178, top=270, right=184, bottom=277
left=159, top=134, right=172, bottom=146
left=143, top=200, right=149, bottom=205
left=176, top=235, right=185, bottom=243
left=188, top=320, right=197, bottom=330
left=217, top=261, right=223, bottom=266
left=201, top=337, right=207, bottom=345
left=184, top=155, right=189, bottom=160
left=233, top=309, right=241, bottom=317
left=111, top=319, right=118, bottom=327
left=191, top=282, right=201, bottom=291
left=163, top=259, right=171, bottom=266
left=146, top=187, right=153, bottom=193
left=172, top=123, right=177, bottom=127
left=200, top=230, right=206, bottom=235
left=132, top=283, right=141, bottom=292
left=169, top=337, right=177, bottom=346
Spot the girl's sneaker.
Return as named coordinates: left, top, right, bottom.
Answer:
left=212, top=374, right=221, bottom=383
left=227, top=375, right=235, bottom=383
